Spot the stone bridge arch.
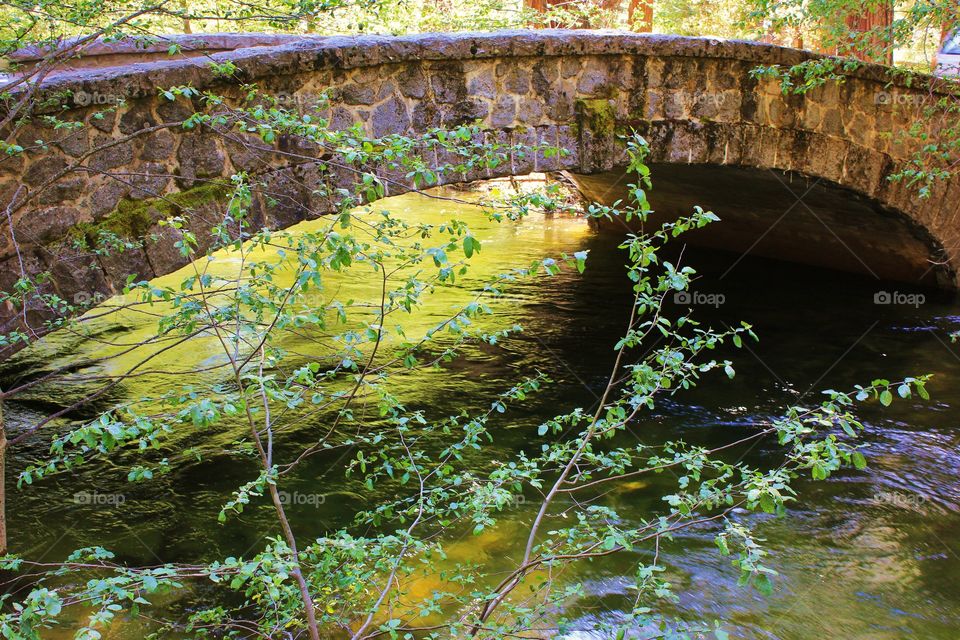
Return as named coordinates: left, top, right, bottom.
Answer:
left=2, top=29, right=958, bottom=338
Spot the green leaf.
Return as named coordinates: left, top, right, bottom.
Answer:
left=759, top=493, right=775, bottom=513
left=851, top=451, right=867, bottom=470
left=879, top=390, right=893, bottom=407
left=573, top=250, right=588, bottom=273
left=755, top=573, right=774, bottom=596
left=463, top=235, right=480, bottom=258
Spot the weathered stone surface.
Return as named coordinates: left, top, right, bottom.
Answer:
left=467, top=69, right=496, bottom=99
left=561, top=57, right=581, bottom=79
left=411, top=102, right=440, bottom=130
left=576, top=58, right=610, bottom=95
left=176, top=135, right=225, bottom=187
left=35, top=176, right=85, bottom=205
left=257, top=170, right=311, bottom=228
left=329, top=106, right=357, bottom=130
left=89, top=181, right=131, bottom=217
left=88, top=110, right=116, bottom=133
left=139, top=129, right=177, bottom=162
left=490, top=94, right=516, bottom=128
left=397, top=66, right=428, bottom=99
left=371, top=96, right=411, bottom=137
left=503, top=67, right=530, bottom=95
left=56, top=128, right=90, bottom=157
left=44, top=244, right=111, bottom=305
left=451, top=98, right=489, bottom=123
left=88, top=135, right=135, bottom=172
left=516, top=99, right=543, bottom=125
left=156, top=98, right=194, bottom=123
left=141, top=225, right=192, bottom=277
left=532, top=59, right=559, bottom=96
left=129, top=162, right=172, bottom=199
left=340, top=83, right=376, bottom=105
left=430, top=64, right=466, bottom=103
left=119, top=102, right=157, bottom=135
left=15, top=205, right=84, bottom=244
left=24, top=156, right=68, bottom=186
left=224, top=134, right=275, bottom=173
left=97, top=244, right=155, bottom=285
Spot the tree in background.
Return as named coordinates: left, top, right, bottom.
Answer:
left=748, top=0, right=957, bottom=65
left=843, top=0, right=894, bottom=64
left=629, top=0, right=654, bottom=31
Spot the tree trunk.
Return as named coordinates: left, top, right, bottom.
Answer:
left=525, top=0, right=629, bottom=28
left=943, top=6, right=958, bottom=43
left=0, top=396, right=7, bottom=556
left=628, top=0, right=652, bottom=33
left=179, top=0, right=192, bottom=33
left=844, top=1, right=894, bottom=65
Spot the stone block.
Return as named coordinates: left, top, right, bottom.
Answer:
left=175, top=134, right=225, bottom=188
left=371, top=96, right=411, bottom=137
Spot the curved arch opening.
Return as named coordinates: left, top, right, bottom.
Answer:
left=568, top=164, right=953, bottom=288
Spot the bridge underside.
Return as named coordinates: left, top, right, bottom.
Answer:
left=568, top=164, right=951, bottom=288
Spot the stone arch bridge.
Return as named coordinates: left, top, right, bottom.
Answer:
left=2, top=29, right=959, bottom=337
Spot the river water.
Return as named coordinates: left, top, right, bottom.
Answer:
left=4, top=184, right=960, bottom=638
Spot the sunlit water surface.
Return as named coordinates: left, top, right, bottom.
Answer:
left=4, top=187, right=960, bottom=639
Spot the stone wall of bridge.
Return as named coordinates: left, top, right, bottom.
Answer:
left=2, top=30, right=958, bottom=339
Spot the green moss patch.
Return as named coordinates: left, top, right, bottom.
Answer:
left=575, top=98, right=617, bottom=138
left=70, top=182, right=229, bottom=249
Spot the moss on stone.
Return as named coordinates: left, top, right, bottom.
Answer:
left=70, top=182, right=229, bottom=248
left=575, top=98, right=617, bottom=138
